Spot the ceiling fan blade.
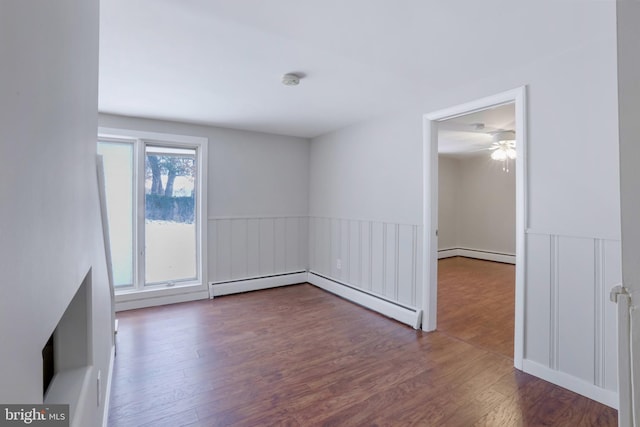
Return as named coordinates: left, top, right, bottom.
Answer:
left=438, top=121, right=514, bottom=136
left=437, top=121, right=489, bottom=133
left=464, top=146, right=495, bottom=153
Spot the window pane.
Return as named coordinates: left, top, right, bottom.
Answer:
left=97, top=142, right=134, bottom=287
left=144, top=146, right=197, bottom=284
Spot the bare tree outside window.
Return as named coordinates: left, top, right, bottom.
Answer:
left=145, top=146, right=197, bottom=283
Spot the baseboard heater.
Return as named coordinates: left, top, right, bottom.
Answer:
left=307, top=271, right=422, bottom=330
left=209, top=271, right=307, bottom=297
left=438, top=248, right=516, bottom=264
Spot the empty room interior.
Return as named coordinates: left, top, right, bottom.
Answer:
left=437, top=103, right=517, bottom=360
left=3, top=1, right=640, bottom=426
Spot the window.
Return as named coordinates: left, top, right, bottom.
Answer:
left=97, top=141, right=134, bottom=287
left=98, top=129, right=207, bottom=301
left=144, top=145, right=197, bottom=284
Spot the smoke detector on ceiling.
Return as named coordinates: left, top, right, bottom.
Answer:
left=281, top=73, right=301, bottom=86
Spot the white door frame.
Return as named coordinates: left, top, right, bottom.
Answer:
left=421, top=87, right=527, bottom=369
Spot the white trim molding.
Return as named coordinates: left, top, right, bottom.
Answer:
left=307, top=271, right=423, bottom=329
left=101, top=345, right=115, bottom=427
left=115, top=288, right=209, bottom=311
left=423, top=86, right=527, bottom=371
left=525, top=233, right=620, bottom=408
left=98, top=127, right=209, bottom=309
left=522, top=359, right=618, bottom=409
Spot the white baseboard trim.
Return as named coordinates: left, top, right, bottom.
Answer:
left=210, top=272, right=307, bottom=297
left=522, top=359, right=618, bottom=409
left=437, top=249, right=459, bottom=259
left=437, top=248, right=516, bottom=264
left=307, top=272, right=422, bottom=329
left=101, top=345, right=115, bottom=427
left=115, top=289, right=209, bottom=311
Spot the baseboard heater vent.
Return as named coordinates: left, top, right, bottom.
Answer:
left=209, top=271, right=307, bottom=297
left=307, top=271, right=422, bottom=329
left=438, top=248, right=516, bottom=264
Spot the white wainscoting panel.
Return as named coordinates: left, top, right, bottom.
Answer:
left=602, top=240, right=620, bottom=392
left=247, top=219, right=260, bottom=277
left=371, top=222, right=384, bottom=296
left=259, top=218, right=276, bottom=276
left=209, top=216, right=308, bottom=287
left=309, top=216, right=421, bottom=309
left=524, top=234, right=551, bottom=366
left=524, top=230, right=621, bottom=408
left=347, top=220, right=358, bottom=285
left=557, top=236, right=595, bottom=382
left=231, top=219, right=248, bottom=278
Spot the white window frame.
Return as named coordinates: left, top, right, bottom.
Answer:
left=98, top=127, right=209, bottom=310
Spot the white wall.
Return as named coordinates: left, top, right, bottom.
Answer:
left=308, top=112, right=423, bottom=309
left=98, top=114, right=310, bottom=286
left=0, top=1, right=113, bottom=426
left=460, top=156, right=516, bottom=254
left=308, top=2, right=620, bottom=407
left=438, top=154, right=516, bottom=256
left=309, top=112, right=423, bottom=225
left=437, top=156, right=459, bottom=251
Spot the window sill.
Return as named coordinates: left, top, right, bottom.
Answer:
left=114, top=282, right=209, bottom=311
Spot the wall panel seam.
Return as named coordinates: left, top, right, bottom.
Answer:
left=549, top=234, right=560, bottom=370
left=358, top=221, right=363, bottom=287
left=284, top=218, right=288, bottom=273
left=346, top=220, right=351, bottom=283
left=226, top=219, right=232, bottom=280
left=258, top=219, right=262, bottom=276
left=395, top=224, right=400, bottom=301
left=245, top=219, right=249, bottom=278
left=412, top=225, right=417, bottom=307
left=382, top=222, right=387, bottom=296
left=594, top=238, right=605, bottom=387
left=369, top=222, right=373, bottom=291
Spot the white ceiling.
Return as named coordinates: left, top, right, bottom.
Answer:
left=438, top=103, right=515, bottom=157
left=99, top=0, right=605, bottom=138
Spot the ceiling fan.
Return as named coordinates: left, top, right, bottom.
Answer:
left=438, top=121, right=510, bottom=134
left=439, top=121, right=516, bottom=171
left=486, top=130, right=516, bottom=172
left=488, top=130, right=516, bottom=157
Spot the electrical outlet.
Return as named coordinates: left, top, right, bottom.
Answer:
left=336, top=259, right=342, bottom=270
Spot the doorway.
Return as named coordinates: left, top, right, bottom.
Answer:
left=436, top=103, right=516, bottom=358
left=421, top=88, right=527, bottom=369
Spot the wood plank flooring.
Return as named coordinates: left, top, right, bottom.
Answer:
left=108, top=280, right=617, bottom=426
left=437, top=256, right=515, bottom=358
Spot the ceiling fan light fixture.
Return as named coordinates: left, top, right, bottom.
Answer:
left=490, top=130, right=516, bottom=171
left=491, top=149, right=507, bottom=161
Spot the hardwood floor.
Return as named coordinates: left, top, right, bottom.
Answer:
left=437, top=257, right=515, bottom=358
left=108, top=282, right=617, bottom=426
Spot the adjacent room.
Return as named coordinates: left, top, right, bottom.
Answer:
left=437, top=103, right=517, bottom=358
left=4, top=1, right=640, bottom=426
